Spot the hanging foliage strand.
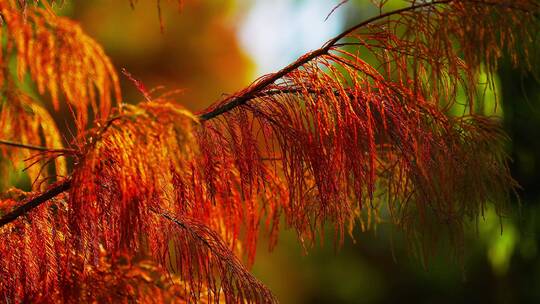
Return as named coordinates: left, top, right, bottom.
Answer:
left=0, top=0, right=121, bottom=127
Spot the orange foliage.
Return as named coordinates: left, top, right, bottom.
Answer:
left=0, top=0, right=121, bottom=127
left=68, top=101, right=275, bottom=302
left=0, top=192, right=223, bottom=303
left=0, top=89, right=67, bottom=190
left=0, top=0, right=538, bottom=303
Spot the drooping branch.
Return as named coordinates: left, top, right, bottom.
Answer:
left=0, top=102, right=278, bottom=303
left=0, top=1, right=121, bottom=127
left=158, top=211, right=277, bottom=303
left=0, top=178, right=71, bottom=227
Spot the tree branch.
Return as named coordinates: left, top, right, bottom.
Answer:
left=198, top=0, right=537, bottom=122
left=0, top=178, right=71, bottom=228
left=198, top=0, right=452, bottom=121
left=198, top=48, right=328, bottom=121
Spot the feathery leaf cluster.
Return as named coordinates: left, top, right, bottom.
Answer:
left=0, top=0, right=121, bottom=127
left=0, top=90, right=67, bottom=190
left=0, top=0, right=538, bottom=302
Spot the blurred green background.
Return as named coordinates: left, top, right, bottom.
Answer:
left=35, top=0, right=540, bottom=303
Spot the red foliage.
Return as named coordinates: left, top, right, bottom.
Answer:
left=0, top=0, right=538, bottom=302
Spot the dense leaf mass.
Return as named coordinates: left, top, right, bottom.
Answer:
left=0, top=0, right=538, bottom=302
left=0, top=0, right=121, bottom=127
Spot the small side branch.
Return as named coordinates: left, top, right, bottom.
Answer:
left=0, top=139, right=76, bottom=154
left=0, top=178, right=72, bottom=228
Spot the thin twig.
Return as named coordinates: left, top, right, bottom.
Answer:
left=0, top=178, right=72, bottom=228
left=0, top=139, right=76, bottom=154
left=325, top=0, right=349, bottom=22
left=324, top=0, right=451, bottom=46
